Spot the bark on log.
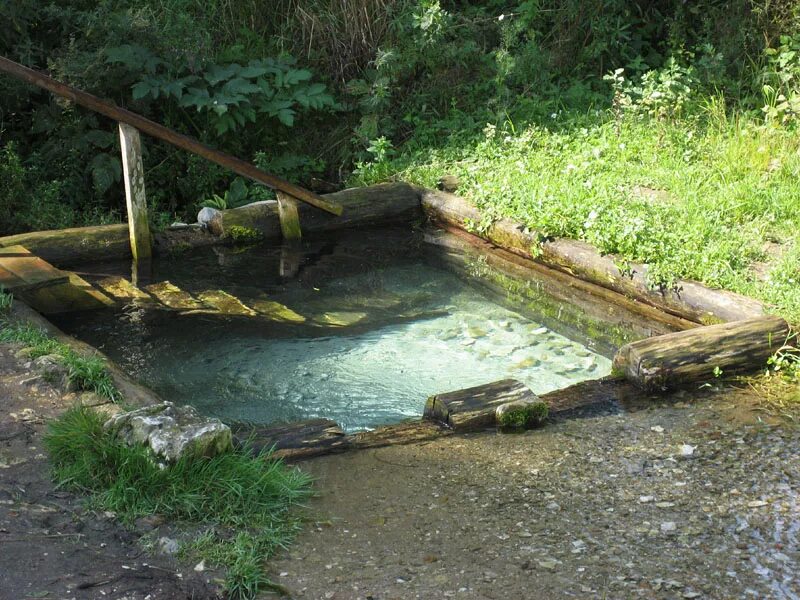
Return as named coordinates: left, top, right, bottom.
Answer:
left=0, top=224, right=131, bottom=267
left=232, top=418, right=350, bottom=460
left=613, top=316, right=790, bottom=391
left=419, top=187, right=765, bottom=325
left=424, top=379, right=540, bottom=431
left=350, top=420, right=451, bottom=450
left=222, top=182, right=421, bottom=239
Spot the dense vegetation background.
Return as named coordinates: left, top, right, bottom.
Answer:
left=1, top=1, right=799, bottom=316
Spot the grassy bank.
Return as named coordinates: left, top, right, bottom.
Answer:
left=356, top=108, right=800, bottom=324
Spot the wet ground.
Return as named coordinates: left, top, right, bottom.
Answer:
left=271, top=388, right=799, bottom=600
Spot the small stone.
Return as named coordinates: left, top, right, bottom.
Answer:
left=660, top=521, right=677, bottom=533
left=680, top=444, right=696, bottom=457
left=194, top=560, right=206, bottom=572
left=655, top=502, right=676, bottom=508
left=157, top=537, right=179, bottom=555
left=747, top=500, right=768, bottom=508
left=537, top=559, right=558, bottom=571
left=639, top=496, right=655, bottom=503
left=651, top=426, right=665, bottom=433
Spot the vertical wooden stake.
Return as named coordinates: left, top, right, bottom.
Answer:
left=276, top=191, right=302, bottom=241
left=118, top=123, right=152, bottom=260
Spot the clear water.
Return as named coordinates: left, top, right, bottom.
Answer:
left=55, top=229, right=612, bottom=431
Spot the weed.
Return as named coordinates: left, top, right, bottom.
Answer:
left=45, top=407, right=311, bottom=599
left=0, top=289, right=12, bottom=313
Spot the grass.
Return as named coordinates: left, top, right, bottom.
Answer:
left=356, top=105, right=800, bottom=324
left=45, top=407, right=311, bottom=599
left=0, top=317, right=120, bottom=400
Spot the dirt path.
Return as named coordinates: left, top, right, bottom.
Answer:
left=0, top=343, right=217, bottom=600
left=270, top=390, right=799, bottom=600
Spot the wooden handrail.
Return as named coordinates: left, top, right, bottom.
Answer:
left=0, top=56, right=343, bottom=216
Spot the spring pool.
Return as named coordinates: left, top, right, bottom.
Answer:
left=54, top=228, right=616, bottom=431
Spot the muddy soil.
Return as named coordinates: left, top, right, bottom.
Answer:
left=271, top=390, right=799, bottom=600
left=0, top=343, right=218, bottom=600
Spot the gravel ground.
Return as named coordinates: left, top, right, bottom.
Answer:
left=271, top=388, right=799, bottom=600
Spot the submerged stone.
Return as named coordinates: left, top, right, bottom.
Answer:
left=250, top=299, right=306, bottom=323
left=313, top=311, right=368, bottom=327
left=104, top=401, right=232, bottom=462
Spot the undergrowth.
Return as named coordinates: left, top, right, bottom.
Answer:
left=44, top=407, right=311, bottom=599
left=356, top=107, right=800, bottom=324
left=0, top=312, right=119, bottom=400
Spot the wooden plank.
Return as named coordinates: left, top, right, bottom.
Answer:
left=119, top=123, right=152, bottom=260
left=0, top=245, right=69, bottom=292
left=613, top=316, right=791, bottom=392
left=144, top=281, right=206, bottom=310
left=96, top=276, right=151, bottom=300
left=424, top=379, right=543, bottom=431
left=196, top=290, right=256, bottom=316
left=0, top=56, right=342, bottom=217
left=276, top=191, right=302, bottom=240
left=350, top=420, right=451, bottom=450
left=22, top=272, right=114, bottom=314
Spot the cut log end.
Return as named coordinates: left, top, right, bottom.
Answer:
left=613, top=315, right=791, bottom=392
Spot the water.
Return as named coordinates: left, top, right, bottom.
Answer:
left=55, top=228, right=612, bottom=431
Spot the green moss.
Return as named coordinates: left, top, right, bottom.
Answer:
left=497, top=401, right=549, bottom=428
left=225, top=225, right=263, bottom=244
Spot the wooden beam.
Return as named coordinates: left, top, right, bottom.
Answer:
left=613, top=316, right=791, bottom=391
left=0, top=55, right=342, bottom=217
left=276, top=191, right=302, bottom=240
left=118, top=123, right=151, bottom=261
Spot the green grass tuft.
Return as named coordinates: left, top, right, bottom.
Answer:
left=225, top=225, right=263, bottom=244
left=45, top=407, right=311, bottom=599
left=0, top=320, right=119, bottom=400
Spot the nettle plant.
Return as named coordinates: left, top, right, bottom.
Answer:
left=762, top=34, right=800, bottom=125
left=106, top=45, right=335, bottom=136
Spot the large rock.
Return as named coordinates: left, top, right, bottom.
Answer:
left=104, top=402, right=232, bottom=462
left=197, top=207, right=223, bottom=236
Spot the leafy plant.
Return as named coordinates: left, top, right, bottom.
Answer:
left=762, top=34, right=800, bottom=124
left=200, top=178, right=250, bottom=210
left=106, top=45, right=335, bottom=135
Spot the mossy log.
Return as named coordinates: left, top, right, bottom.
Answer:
left=350, top=420, right=451, bottom=449
left=221, top=182, right=421, bottom=239
left=420, top=188, right=765, bottom=325
left=424, top=379, right=542, bottom=431
left=0, top=224, right=131, bottom=267
left=613, top=316, right=790, bottom=391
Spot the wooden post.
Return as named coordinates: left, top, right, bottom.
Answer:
left=276, top=191, right=302, bottom=241
left=118, top=123, right=151, bottom=260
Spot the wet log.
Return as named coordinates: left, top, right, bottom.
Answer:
left=424, top=379, right=540, bottom=431
left=232, top=418, right=350, bottom=460
left=0, top=224, right=131, bottom=267
left=613, top=316, right=790, bottom=392
left=221, top=182, right=421, bottom=239
left=350, top=420, right=451, bottom=449
left=420, top=188, right=765, bottom=324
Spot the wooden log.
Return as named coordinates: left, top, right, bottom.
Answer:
left=0, top=56, right=342, bottom=217
left=424, top=379, right=541, bottom=431
left=613, top=316, right=791, bottom=392
left=276, top=191, right=302, bottom=240
left=232, top=419, right=350, bottom=460
left=350, top=420, right=451, bottom=450
left=221, top=182, right=421, bottom=239
left=118, top=123, right=152, bottom=260
left=419, top=187, right=765, bottom=325
left=0, top=224, right=131, bottom=267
